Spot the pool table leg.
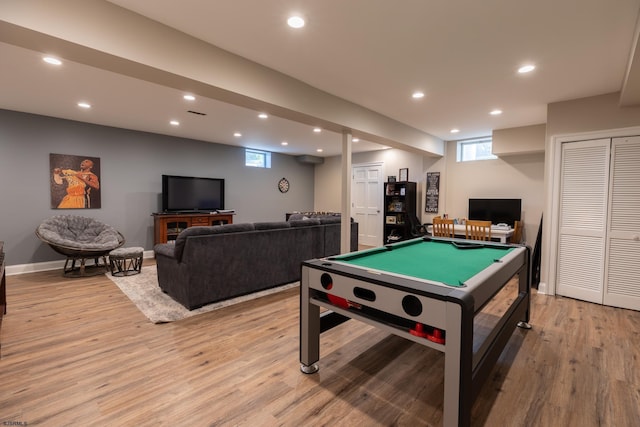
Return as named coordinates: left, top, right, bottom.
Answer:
left=300, top=270, right=320, bottom=374
left=517, top=255, right=532, bottom=330
left=443, top=301, right=474, bottom=427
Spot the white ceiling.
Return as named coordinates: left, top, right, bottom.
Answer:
left=2, top=0, right=640, bottom=157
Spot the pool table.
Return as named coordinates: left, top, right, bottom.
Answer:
left=299, top=236, right=531, bottom=427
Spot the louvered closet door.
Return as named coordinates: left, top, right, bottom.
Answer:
left=604, top=136, right=640, bottom=310
left=556, top=139, right=611, bottom=303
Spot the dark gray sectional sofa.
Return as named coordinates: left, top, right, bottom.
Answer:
left=154, top=217, right=358, bottom=310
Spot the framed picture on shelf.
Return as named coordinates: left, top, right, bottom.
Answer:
left=386, top=216, right=397, bottom=224
left=399, top=168, right=408, bottom=181
left=388, top=176, right=397, bottom=182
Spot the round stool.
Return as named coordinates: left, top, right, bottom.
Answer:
left=109, top=246, right=144, bottom=277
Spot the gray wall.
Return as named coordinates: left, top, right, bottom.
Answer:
left=547, top=92, right=640, bottom=137
left=0, top=109, right=315, bottom=266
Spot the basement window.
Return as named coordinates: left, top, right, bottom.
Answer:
left=245, top=149, right=272, bottom=168
left=457, top=137, right=497, bottom=162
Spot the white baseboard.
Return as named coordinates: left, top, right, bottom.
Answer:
left=537, top=281, right=548, bottom=295
left=6, top=250, right=155, bottom=276
left=7, top=260, right=65, bottom=275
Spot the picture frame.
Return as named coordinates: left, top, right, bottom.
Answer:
left=399, top=168, right=408, bottom=181
left=387, top=176, right=397, bottom=183
left=425, top=172, right=440, bottom=213
left=50, top=153, right=102, bottom=209
left=386, top=216, right=397, bottom=224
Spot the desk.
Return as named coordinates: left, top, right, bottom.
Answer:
left=300, top=237, right=531, bottom=427
left=427, top=223, right=513, bottom=243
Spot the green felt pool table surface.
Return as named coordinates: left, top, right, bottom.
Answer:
left=331, top=238, right=515, bottom=287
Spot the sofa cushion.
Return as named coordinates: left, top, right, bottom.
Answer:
left=288, top=212, right=341, bottom=221
left=286, top=213, right=307, bottom=221
left=319, top=216, right=342, bottom=224
left=253, top=221, right=291, bottom=230
left=173, top=223, right=255, bottom=261
left=289, top=219, right=321, bottom=227
left=212, top=223, right=256, bottom=234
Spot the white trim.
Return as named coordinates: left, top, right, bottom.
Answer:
left=7, top=260, right=66, bottom=276
left=341, top=132, right=353, bottom=253
left=538, top=282, right=548, bottom=294
left=6, top=250, right=155, bottom=276
left=542, top=125, right=640, bottom=296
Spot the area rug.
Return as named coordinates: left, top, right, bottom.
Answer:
left=106, top=266, right=299, bottom=324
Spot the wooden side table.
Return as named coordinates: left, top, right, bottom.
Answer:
left=1, top=242, right=6, bottom=354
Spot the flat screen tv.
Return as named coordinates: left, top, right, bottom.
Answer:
left=162, top=174, right=225, bottom=212
left=468, top=198, right=521, bottom=226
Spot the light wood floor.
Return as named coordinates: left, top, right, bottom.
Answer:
left=1, top=263, right=639, bottom=426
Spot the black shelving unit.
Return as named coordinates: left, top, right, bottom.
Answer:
left=384, top=181, right=417, bottom=243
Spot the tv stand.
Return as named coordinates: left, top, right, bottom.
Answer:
left=175, top=210, right=211, bottom=214
left=153, top=212, right=234, bottom=244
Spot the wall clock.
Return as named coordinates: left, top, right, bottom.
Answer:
left=278, top=177, right=290, bottom=193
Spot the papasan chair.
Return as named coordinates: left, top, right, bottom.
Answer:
left=36, top=215, right=125, bottom=277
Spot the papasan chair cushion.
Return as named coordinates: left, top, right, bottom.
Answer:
left=36, top=215, right=125, bottom=276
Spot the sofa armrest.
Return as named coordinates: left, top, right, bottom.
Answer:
left=154, top=243, right=176, bottom=259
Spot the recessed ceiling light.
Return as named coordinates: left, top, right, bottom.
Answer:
left=77, top=102, right=91, bottom=109
left=490, top=109, right=503, bottom=116
left=281, top=141, right=289, bottom=146
left=170, top=120, right=180, bottom=126
left=412, top=91, right=425, bottom=99
left=352, top=138, right=360, bottom=142
left=316, top=148, right=323, bottom=153
left=287, top=15, right=305, bottom=28
left=258, top=113, right=268, bottom=119
left=450, top=129, right=460, bottom=133
left=183, top=94, right=195, bottom=101
left=518, top=64, right=536, bottom=74
left=43, top=56, right=62, bottom=65
left=234, top=132, right=242, bottom=137
left=313, top=127, right=322, bottom=133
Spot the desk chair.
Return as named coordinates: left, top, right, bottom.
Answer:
left=432, top=216, right=455, bottom=238
left=509, top=220, right=523, bottom=244
left=465, top=220, right=492, bottom=241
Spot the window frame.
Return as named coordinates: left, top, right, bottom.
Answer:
left=456, top=137, right=497, bottom=162
left=245, top=148, right=272, bottom=168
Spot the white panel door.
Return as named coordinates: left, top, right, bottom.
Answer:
left=556, top=139, right=610, bottom=303
left=604, top=136, right=640, bottom=310
left=352, top=163, right=383, bottom=247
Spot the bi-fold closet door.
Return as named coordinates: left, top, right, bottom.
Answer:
left=557, top=136, right=640, bottom=311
